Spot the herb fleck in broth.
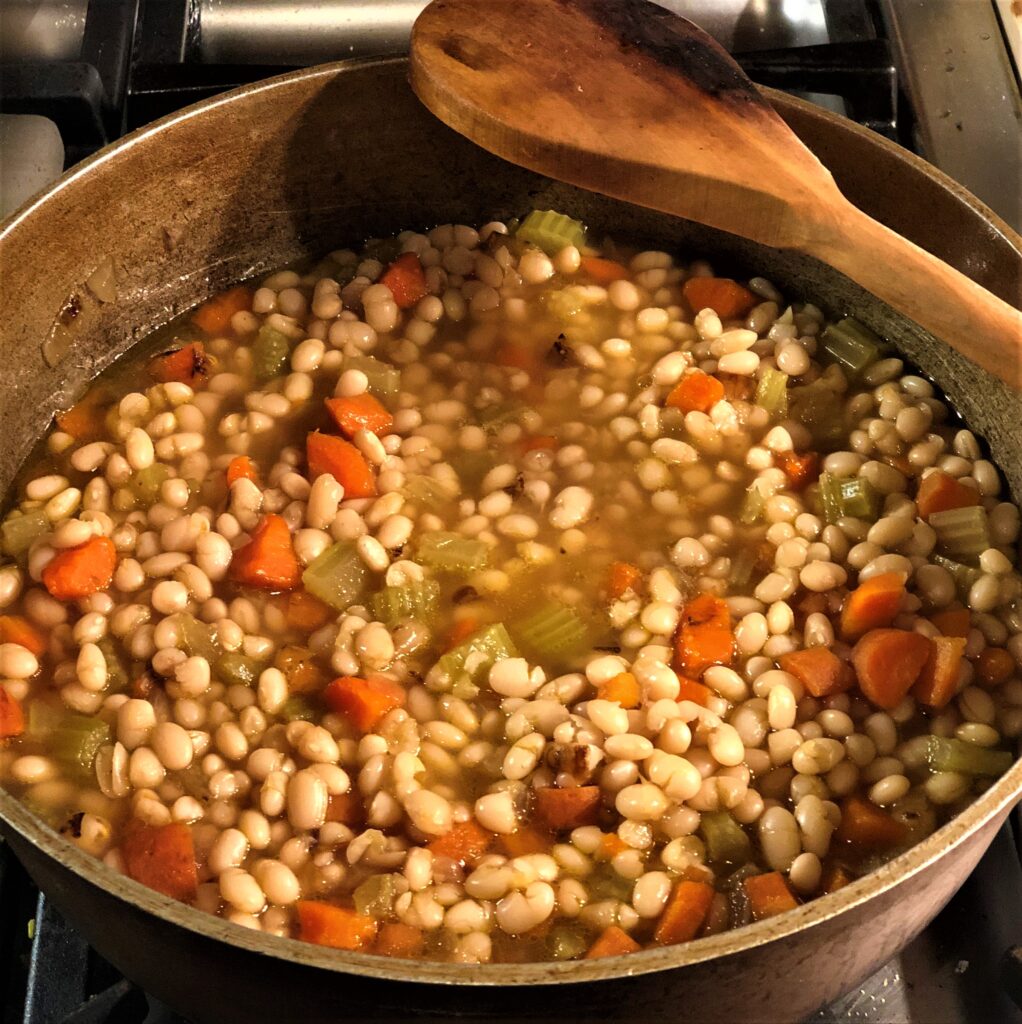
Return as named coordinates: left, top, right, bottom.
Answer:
left=1, top=213, right=1020, bottom=963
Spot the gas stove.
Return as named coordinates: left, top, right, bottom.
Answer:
left=1, top=2, right=1021, bottom=1022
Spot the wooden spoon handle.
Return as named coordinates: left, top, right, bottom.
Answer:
left=807, top=200, right=1022, bottom=390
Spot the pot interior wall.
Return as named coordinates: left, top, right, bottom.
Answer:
left=1, top=58, right=1020, bottom=504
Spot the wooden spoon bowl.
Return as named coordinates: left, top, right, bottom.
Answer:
left=410, top=0, right=1022, bottom=389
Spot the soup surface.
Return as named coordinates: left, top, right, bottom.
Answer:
left=1, top=213, right=1021, bottom=964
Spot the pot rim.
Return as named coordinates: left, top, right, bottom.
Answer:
left=1, top=57, right=1020, bottom=988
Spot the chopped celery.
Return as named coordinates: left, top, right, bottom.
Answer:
left=926, top=736, right=1012, bottom=777
left=353, top=873, right=399, bottom=918
left=477, top=400, right=526, bottom=430
left=371, top=579, right=440, bottom=626
left=820, top=317, right=882, bottom=378
left=129, top=463, right=171, bottom=507
left=699, top=810, right=751, bottom=866
left=52, top=714, right=110, bottom=778
left=252, top=324, right=290, bottom=381
left=281, top=695, right=316, bottom=722
left=932, top=554, right=982, bottom=598
left=302, top=541, right=368, bottom=611
left=541, top=289, right=584, bottom=325
left=754, top=367, right=789, bottom=417
left=177, top=614, right=221, bottom=662
left=2, top=508, right=49, bottom=557
left=215, top=652, right=264, bottom=687
left=342, top=355, right=401, bottom=406
left=417, top=532, right=489, bottom=573
left=27, top=701, right=63, bottom=740
left=546, top=923, right=588, bottom=961
left=515, top=209, right=586, bottom=255
left=727, top=882, right=753, bottom=929
left=818, top=473, right=880, bottom=524
left=587, top=868, right=635, bottom=902
left=402, top=475, right=458, bottom=511
left=729, top=544, right=758, bottom=590
left=97, top=637, right=128, bottom=693
left=721, top=861, right=761, bottom=891
left=428, top=623, right=518, bottom=690
left=739, top=483, right=765, bottom=525
left=449, top=450, right=497, bottom=490
left=929, top=506, right=990, bottom=565
left=789, top=383, right=844, bottom=449
left=512, top=602, right=591, bottom=662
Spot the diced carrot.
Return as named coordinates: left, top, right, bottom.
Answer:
left=585, top=925, right=641, bottom=959
left=120, top=819, right=197, bottom=902
left=839, top=572, right=906, bottom=639
left=55, top=390, right=107, bottom=440
left=0, top=689, right=25, bottom=739
left=852, top=629, right=933, bottom=710
left=912, top=635, right=967, bottom=709
left=607, top=561, right=642, bottom=600
left=665, top=371, right=725, bottom=414
left=915, top=469, right=981, bottom=520
left=444, top=615, right=483, bottom=651
left=579, top=256, right=630, bottom=285
left=654, top=880, right=715, bottom=943
left=534, top=786, right=602, bottom=831
left=326, top=790, right=364, bottom=826
left=779, top=647, right=853, bottom=699
left=820, top=863, right=854, bottom=894
left=682, top=277, right=757, bottom=320
left=0, top=615, right=46, bottom=656
left=274, top=645, right=328, bottom=694
left=147, top=342, right=210, bottom=386
left=427, top=820, right=493, bottom=866
left=499, top=825, right=552, bottom=858
left=597, top=672, right=640, bottom=709
left=379, top=252, right=428, bottom=309
left=673, top=593, right=734, bottom=679
left=775, top=450, right=820, bottom=491
left=930, top=608, right=971, bottom=639
left=285, top=589, right=334, bottom=632
left=976, top=647, right=1016, bottom=687
left=191, top=285, right=252, bottom=335
left=374, top=921, right=425, bottom=958
left=595, top=833, right=630, bottom=862
left=306, top=432, right=377, bottom=498
left=41, top=536, right=116, bottom=601
left=229, top=514, right=300, bottom=591
left=324, top=675, right=406, bottom=732
left=517, top=434, right=558, bottom=454
left=296, top=901, right=377, bottom=951
left=743, top=872, right=798, bottom=921
left=325, top=394, right=394, bottom=439
left=677, top=677, right=713, bottom=706
left=495, top=342, right=539, bottom=375
left=226, top=455, right=259, bottom=487
left=834, top=795, right=908, bottom=851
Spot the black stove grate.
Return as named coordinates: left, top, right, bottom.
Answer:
left=0, top=0, right=908, bottom=167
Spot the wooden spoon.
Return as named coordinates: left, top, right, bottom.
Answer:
left=410, top=0, right=1022, bottom=390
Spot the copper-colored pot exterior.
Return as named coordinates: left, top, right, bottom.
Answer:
left=1, top=59, right=1021, bottom=1023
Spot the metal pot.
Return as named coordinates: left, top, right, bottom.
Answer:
left=1, top=58, right=1020, bottom=1024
